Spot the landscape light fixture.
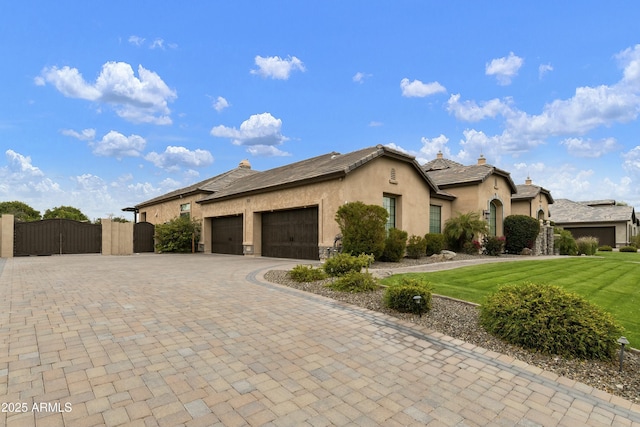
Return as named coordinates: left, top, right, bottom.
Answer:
left=413, top=295, right=422, bottom=318
left=617, top=336, right=630, bottom=373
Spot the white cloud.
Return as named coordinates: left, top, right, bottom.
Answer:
left=128, top=35, right=145, bottom=46
left=246, top=145, right=291, bottom=157
left=560, top=137, right=619, bottom=158
left=213, top=96, right=230, bottom=112
left=250, top=55, right=305, bottom=80
left=446, top=94, right=514, bottom=122
left=368, top=121, right=383, bottom=127
left=145, top=146, right=214, bottom=171
left=37, top=61, right=177, bottom=125
left=211, top=112, right=289, bottom=153
left=400, top=78, right=446, bottom=98
left=485, top=52, right=524, bottom=85
left=622, top=146, right=640, bottom=174
left=150, top=38, right=165, bottom=49
left=61, top=128, right=96, bottom=141
left=92, top=131, right=146, bottom=159
left=4, top=149, right=44, bottom=177
left=418, top=134, right=451, bottom=163
left=539, top=63, right=553, bottom=79
left=353, top=72, right=371, bottom=84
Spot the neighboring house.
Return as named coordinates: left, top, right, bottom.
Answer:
left=130, top=161, right=258, bottom=225
left=422, top=152, right=517, bottom=236
left=511, top=177, right=554, bottom=221
left=550, top=199, right=638, bottom=248
left=197, top=145, right=453, bottom=260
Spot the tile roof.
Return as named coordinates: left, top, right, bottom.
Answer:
left=513, top=184, right=554, bottom=204
left=199, top=145, right=449, bottom=203
left=550, top=198, right=637, bottom=224
left=422, top=157, right=463, bottom=171
left=135, top=166, right=258, bottom=208
left=423, top=163, right=517, bottom=193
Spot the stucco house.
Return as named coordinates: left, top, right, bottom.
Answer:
left=550, top=199, right=638, bottom=247
left=130, top=145, right=556, bottom=260
left=511, top=178, right=554, bottom=221
left=130, top=161, right=258, bottom=225
left=422, top=152, right=517, bottom=237
left=196, top=145, right=453, bottom=260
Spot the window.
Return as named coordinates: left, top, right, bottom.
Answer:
left=429, top=205, right=441, bottom=233
left=180, top=203, right=191, bottom=218
left=383, top=196, right=396, bottom=230
left=489, top=201, right=497, bottom=236
left=140, top=212, right=147, bottom=222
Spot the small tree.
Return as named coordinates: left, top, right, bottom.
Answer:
left=335, top=202, right=388, bottom=259
left=443, top=211, right=488, bottom=252
left=43, top=206, right=89, bottom=222
left=504, top=215, right=540, bottom=254
left=155, top=216, right=201, bottom=253
left=0, top=201, right=41, bottom=221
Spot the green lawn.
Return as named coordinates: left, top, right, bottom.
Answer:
left=381, top=251, right=640, bottom=347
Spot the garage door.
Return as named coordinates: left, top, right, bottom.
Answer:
left=565, top=226, right=615, bottom=247
left=262, top=207, right=319, bottom=260
left=211, top=215, right=243, bottom=255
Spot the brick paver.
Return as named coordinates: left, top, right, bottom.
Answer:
left=0, top=254, right=639, bottom=426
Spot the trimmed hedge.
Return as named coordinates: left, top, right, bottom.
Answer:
left=598, top=245, right=613, bottom=252
left=335, top=202, right=388, bottom=259
left=323, top=253, right=374, bottom=277
left=504, top=215, right=540, bottom=254
left=289, top=265, right=327, bottom=282
left=406, top=235, right=427, bottom=259
left=425, top=233, right=445, bottom=256
left=326, top=271, right=378, bottom=293
left=383, top=277, right=432, bottom=315
left=620, top=246, right=638, bottom=253
left=381, top=228, right=408, bottom=262
left=479, top=282, right=623, bottom=360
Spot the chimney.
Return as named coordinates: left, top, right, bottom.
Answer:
left=525, top=176, right=532, bottom=185
left=437, top=151, right=443, bottom=159
left=238, top=159, right=251, bottom=169
left=477, top=155, right=486, bottom=165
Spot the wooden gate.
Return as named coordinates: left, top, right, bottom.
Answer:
left=14, top=219, right=102, bottom=256
left=134, top=222, right=155, bottom=253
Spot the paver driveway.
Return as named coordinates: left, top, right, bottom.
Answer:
left=0, top=254, right=638, bottom=427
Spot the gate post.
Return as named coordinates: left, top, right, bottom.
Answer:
left=0, top=214, right=15, bottom=258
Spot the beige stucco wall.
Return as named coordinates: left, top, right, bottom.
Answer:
left=101, top=219, right=134, bottom=255
left=138, top=194, right=205, bottom=225
left=445, top=175, right=513, bottom=236
left=512, top=196, right=551, bottom=220
left=199, top=156, right=435, bottom=255
left=0, top=214, right=14, bottom=258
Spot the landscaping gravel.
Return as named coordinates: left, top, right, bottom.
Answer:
left=264, top=255, right=639, bottom=404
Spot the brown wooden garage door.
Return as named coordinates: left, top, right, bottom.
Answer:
left=262, top=207, right=319, bottom=260
left=211, top=215, right=244, bottom=255
left=565, top=226, right=615, bottom=247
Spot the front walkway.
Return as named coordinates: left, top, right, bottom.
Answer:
left=0, top=254, right=638, bottom=426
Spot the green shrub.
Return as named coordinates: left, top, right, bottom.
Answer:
left=479, top=282, right=623, bottom=360
left=576, top=236, right=598, bottom=255
left=443, top=211, right=488, bottom=252
left=406, top=235, right=427, bottom=259
left=555, top=228, right=577, bottom=255
left=381, top=228, right=408, bottom=262
left=425, top=233, right=445, bottom=256
left=383, top=277, right=433, bottom=315
left=620, top=245, right=638, bottom=253
left=335, top=202, right=388, bottom=259
left=598, top=245, right=613, bottom=252
left=504, top=215, right=540, bottom=254
left=326, top=271, right=378, bottom=293
left=323, top=253, right=374, bottom=277
left=482, top=236, right=505, bottom=256
left=155, top=216, right=201, bottom=253
left=289, top=265, right=327, bottom=282
left=462, top=240, right=481, bottom=255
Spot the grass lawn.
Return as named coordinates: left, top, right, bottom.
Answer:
left=381, top=251, right=640, bottom=347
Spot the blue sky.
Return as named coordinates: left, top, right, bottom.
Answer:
left=2, top=2, right=640, bottom=221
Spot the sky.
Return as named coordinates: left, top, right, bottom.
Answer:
left=2, top=2, right=640, bottom=221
